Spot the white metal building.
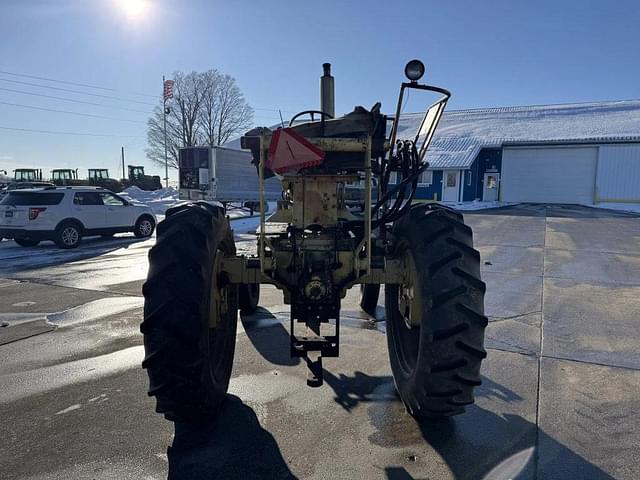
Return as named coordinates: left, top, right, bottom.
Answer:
left=500, top=142, right=640, bottom=204
left=400, top=100, right=640, bottom=204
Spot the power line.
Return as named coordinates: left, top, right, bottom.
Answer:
left=0, top=101, right=148, bottom=124
left=0, top=87, right=153, bottom=114
left=0, top=69, right=299, bottom=114
left=0, top=78, right=157, bottom=106
left=253, top=107, right=296, bottom=113
left=0, top=125, right=141, bottom=138
left=0, top=69, right=157, bottom=99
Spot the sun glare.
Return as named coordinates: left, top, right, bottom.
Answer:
left=116, top=0, right=150, bottom=21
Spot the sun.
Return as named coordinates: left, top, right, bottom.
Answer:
left=115, top=0, right=150, bottom=21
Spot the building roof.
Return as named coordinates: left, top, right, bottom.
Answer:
left=399, top=99, right=640, bottom=169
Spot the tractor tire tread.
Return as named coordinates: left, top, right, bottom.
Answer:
left=386, top=203, right=487, bottom=419
left=141, top=201, right=237, bottom=423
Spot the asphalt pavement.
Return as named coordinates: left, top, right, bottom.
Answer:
left=0, top=205, right=638, bottom=479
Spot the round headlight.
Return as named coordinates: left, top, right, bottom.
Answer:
left=404, top=59, right=425, bottom=82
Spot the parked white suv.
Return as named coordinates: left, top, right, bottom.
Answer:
left=0, top=186, right=156, bottom=249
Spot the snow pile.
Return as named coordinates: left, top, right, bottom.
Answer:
left=120, top=186, right=273, bottom=218
left=121, top=186, right=179, bottom=215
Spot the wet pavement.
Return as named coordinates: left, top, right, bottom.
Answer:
left=0, top=205, right=639, bottom=479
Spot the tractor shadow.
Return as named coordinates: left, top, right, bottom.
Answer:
left=321, top=370, right=613, bottom=480
left=240, top=307, right=300, bottom=366
left=168, top=394, right=297, bottom=479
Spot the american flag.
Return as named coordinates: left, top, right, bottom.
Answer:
left=163, top=79, right=175, bottom=100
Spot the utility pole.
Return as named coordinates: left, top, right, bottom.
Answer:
left=163, top=75, right=169, bottom=188
left=121, top=146, right=125, bottom=180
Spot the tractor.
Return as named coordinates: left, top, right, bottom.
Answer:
left=50, top=169, right=87, bottom=186
left=141, top=60, right=487, bottom=423
left=123, top=165, right=162, bottom=191
left=13, top=168, right=42, bottom=182
left=88, top=168, right=123, bottom=192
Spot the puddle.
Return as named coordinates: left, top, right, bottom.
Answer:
left=46, top=296, right=144, bottom=326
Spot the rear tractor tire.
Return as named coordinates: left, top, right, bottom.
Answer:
left=141, top=202, right=238, bottom=422
left=386, top=203, right=488, bottom=419
left=239, top=283, right=260, bottom=315
left=360, top=284, right=380, bottom=316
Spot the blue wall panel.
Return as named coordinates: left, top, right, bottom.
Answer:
left=463, top=148, right=502, bottom=201
left=414, top=170, right=444, bottom=200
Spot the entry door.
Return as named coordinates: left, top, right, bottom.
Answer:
left=483, top=173, right=499, bottom=201
left=442, top=171, right=460, bottom=202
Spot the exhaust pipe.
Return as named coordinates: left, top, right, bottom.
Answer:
left=320, top=63, right=335, bottom=118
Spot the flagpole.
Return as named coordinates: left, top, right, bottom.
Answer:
left=163, top=75, right=168, bottom=188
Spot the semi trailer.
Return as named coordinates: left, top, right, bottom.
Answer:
left=178, top=145, right=283, bottom=212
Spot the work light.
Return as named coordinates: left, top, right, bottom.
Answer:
left=404, top=60, right=425, bottom=82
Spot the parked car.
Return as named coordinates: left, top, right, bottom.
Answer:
left=0, top=186, right=156, bottom=248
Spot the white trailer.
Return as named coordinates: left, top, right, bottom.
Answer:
left=178, top=146, right=282, bottom=210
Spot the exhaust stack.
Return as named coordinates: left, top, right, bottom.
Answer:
left=320, top=63, right=335, bottom=118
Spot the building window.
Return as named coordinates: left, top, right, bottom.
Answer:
left=467, top=170, right=472, bottom=186
left=418, top=170, right=433, bottom=186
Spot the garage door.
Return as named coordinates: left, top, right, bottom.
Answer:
left=501, top=147, right=597, bottom=204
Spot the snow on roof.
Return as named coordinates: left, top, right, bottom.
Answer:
left=226, top=99, right=640, bottom=169
left=402, top=99, right=640, bottom=169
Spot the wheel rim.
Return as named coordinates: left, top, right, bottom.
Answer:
left=389, top=249, right=421, bottom=377
left=62, top=227, right=79, bottom=246
left=207, top=248, right=238, bottom=386
left=139, top=219, right=153, bottom=236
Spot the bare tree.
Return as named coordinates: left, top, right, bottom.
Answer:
left=146, top=70, right=254, bottom=169
left=200, top=71, right=254, bottom=146
left=146, top=105, right=182, bottom=169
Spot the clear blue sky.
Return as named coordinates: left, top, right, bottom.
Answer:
left=1, top=0, right=639, bottom=179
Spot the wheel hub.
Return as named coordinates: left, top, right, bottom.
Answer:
left=399, top=250, right=421, bottom=328
left=209, top=249, right=229, bottom=328
left=62, top=227, right=78, bottom=246
left=140, top=220, right=152, bottom=236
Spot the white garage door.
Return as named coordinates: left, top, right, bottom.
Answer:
left=501, top=147, right=597, bottom=204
